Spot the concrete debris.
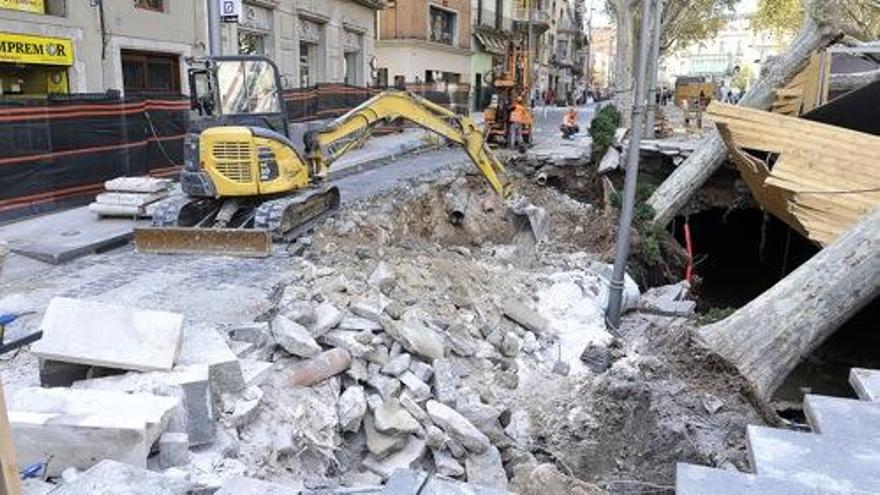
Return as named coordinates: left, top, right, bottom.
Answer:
left=639, top=281, right=696, bottom=316
left=399, top=370, right=432, bottom=401
left=363, top=413, right=407, bottom=458
left=465, top=445, right=508, bottom=490
left=504, top=409, right=532, bottom=449
left=272, top=314, right=322, bottom=357
left=374, top=398, right=423, bottom=435
left=72, top=365, right=215, bottom=446
left=350, top=293, right=389, bottom=323
left=368, top=373, right=402, bottom=400
left=362, top=435, right=427, bottom=480
left=159, top=432, right=190, bottom=469
left=433, top=448, right=466, bottom=477
left=240, top=359, right=273, bottom=388
left=426, top=400, right=490, bottom=454
left=32, top=297, right=184, bottom=372
left=580, top=344, right=613, bottom=374
left=223, top=385, right=264, bottom=428
left=383, top=317, right=446, bottom=360
left=432, top=358, right=460, bottom=405
left=425, top=425, right=446, bottom=449
left=290, top=348, right=353, bottom=387
left=381, top=353, right=412, bottom=376
left=597, top=145, right=622, bottom=174
left=445, top=323, right=479, bottom=357
left=501, top=298, right=550, bottom=334
left=225, top=322, right=272, bottom=347
left=282, top=301, right=318, bottom=327
left=310, top=302, right=345, bottom=336
left=511, top=463, right=603, bottom=495
left=368, top=261, right=396, bottom=293
left=702, top=393, right=724, bottom=415
left=20, top=479, right=55, bottom=495
left=338, top=385, right=368, bottom=432
left=399, top=392, right=431, bottom=425
left=216, top=476, right=297, bottom=495
left=339, top=315, right=383, bottom=332
left=409, top=359, right=434, bottom=383
left=51, top=459, right=189, bottom=495
left=499, top=332, right=521, bottom=357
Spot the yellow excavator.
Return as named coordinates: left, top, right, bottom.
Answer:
left=134, top=55, right=545, bottom=256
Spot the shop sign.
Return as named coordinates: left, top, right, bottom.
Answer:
left=0, top=32, right=74, bottom=66
left=0, top=0, right=44, bottom=14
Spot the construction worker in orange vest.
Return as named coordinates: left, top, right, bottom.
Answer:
left=508, top=96, right=531, bottom=150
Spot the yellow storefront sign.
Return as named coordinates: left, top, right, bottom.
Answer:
left=0, top=0, right=44, bottom=14
left=0, top=32, right=73, bottom=66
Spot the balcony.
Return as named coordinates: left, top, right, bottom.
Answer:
left=475, top=8, right=513, bottom=32
left=512, top=6, right=551, bottom=34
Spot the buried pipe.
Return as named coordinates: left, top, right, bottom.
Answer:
left=446, top=188, right=469, bottom=226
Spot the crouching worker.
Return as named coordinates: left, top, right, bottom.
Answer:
left=561, top=107, right=579, bottom=139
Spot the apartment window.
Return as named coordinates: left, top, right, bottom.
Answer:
left=134, top=0, right=164, bottom=12
left=121, top=50, right=180, bottom=94
left=429, top=6, right=456, bottom=45
left=344, top=52, right=360, bottom=85
left=299, top=42, right=314, bottom=87
left=239, top=31, right=266, bottom=55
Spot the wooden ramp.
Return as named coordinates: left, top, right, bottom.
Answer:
left=707, top=101, right=880, bottom=246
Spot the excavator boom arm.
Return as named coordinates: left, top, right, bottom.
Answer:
left=305, top=91, right=514, bottom=199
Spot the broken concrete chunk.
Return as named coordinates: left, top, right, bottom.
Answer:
left=346, top=358, right=369, bottom=382
left=399, top=370, right=432, bottom=401
left=433, top=448, right=466, bottom=478
left=225, top=322, right=272, bottom=347
left=465, top=445, right=508, bottom=490
left=282, top=301, right=318, bottom=327
left=364, top=413, right=407, bottom=458
left=72, top=365, right=215, bottom=446
left=339, top=315, right=383, bottom=332
left=383, top=317, right=446, bottom=360
left=374, top=398, right=423, bottom=435
left=338, top=385, right=367, bottom=433
left=426, top=400, right=490, bottom=454
left=310, top=302, right=344, bottom=336
left=499, top=332, right=521, bottom=357
left=215, top=476, right=297, bottom=495
left=290, top=348, right=352, bottom=387
left=320, top=329, right=372, bottom=358
left=425, top=425, right=446, bottom=448
left=271, top=314, right=321, bottom=358
left=176, top=324, right=246, bottom=396
left=224, top=386, right=264, bottom=428
left=409, top=359, right=434, bottom=383
left=32, top=297, right=184, bottom=372
left=399, top=392, right=431, bottom=425
left=367, top=373, right=402, bottom=401
left=381, top=353, right=412, bottom=377
left=504, top=409, right=532, bottom=448
left=432, top=358, right=460, bottom=405
left=51, top=459, right=189, bottom=495
left=446, top=323, right=478, bottom=357
left=349, top=293, right=389, bottom=323
left=369, top=261, right=396, bottom=293
left=159, top=432, right=190, bottom=469
left=240, top=359, right=272, bottom=388
left=362, top=435, right=427, bottom=480
left=20, top=479, right=55, bottom=495
left=501, top=297, right=550, bottom=335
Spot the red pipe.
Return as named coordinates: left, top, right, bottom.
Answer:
left=684, top=220, right=694, bottom=284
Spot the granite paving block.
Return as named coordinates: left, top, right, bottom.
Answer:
left=804, top=394, right=880, bottom=441
left=747, top=425, right=880, bottom=493
left=33, top=297, right=183, bottom=372
left=850, top=368, right=880, bottom=402
left=675, top=463, right=822, bottom=495
left=51, top=459, right=188, bottom=494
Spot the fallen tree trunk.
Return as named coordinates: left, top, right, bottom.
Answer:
left=646, top=1, right=857, bottom=226
left=696, top=208, right=880, bottom=401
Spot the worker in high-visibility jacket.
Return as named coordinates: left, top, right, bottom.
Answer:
left=508, top=96, right=531, bottom=150
left=560, top=107, right=579, bottom=139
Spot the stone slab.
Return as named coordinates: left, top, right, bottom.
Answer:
left=176, top=324, right=245, bottom=396
left=849, top=368, right=880, bottom=402
left=94, top=191, right=168, bottom=207
left=51, top=459, right=188, bottom=494
left=10, top=411, right=148, bottom=477
left=105, top=177, right=173, bottom=193
left=72, top=365, right=215, bottom=446
left=747, top=425, right=880, bottom=493
left=805, top=394, right=880, bottom=441
left=379, top=469, right=510, bottom=495
left=0, top=206, right=139, bottom=264
left=241, top=358, right=273, bottom=387
left=32, top=297, right=184, bottom=372
left=675, top=463, right=819, bottom=495
left=363, top=436, right=427, bottom=480
left=11, top=386, right=180, bottom=446
left=216, top=476, right=298, bottom=495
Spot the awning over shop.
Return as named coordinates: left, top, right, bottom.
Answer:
left=474, top=31, right=508, bottom=56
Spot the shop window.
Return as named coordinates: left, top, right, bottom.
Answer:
left=239, top=31, right=266, bottom=55
left=429, top=6, right=456, bottom=45
left=135, top=0, right=164, bottom=12
left=122, top=50, right=180, bottom=94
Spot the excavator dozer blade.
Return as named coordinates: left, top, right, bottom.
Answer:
left=133, top=227, right=272, bottom=257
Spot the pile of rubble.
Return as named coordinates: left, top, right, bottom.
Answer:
left=5, top=168, right=758, bottom=494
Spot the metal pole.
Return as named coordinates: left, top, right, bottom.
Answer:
left=644, top=0, right=663, bottom=138
left=605, top=0, right=653, bottom=332
left=528, top=0, right=535, bottom=94
left=207, top=0, right=222, bottom=56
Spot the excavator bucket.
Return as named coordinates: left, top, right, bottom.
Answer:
left=508, top=197, right=548, bottom=243
left=134, top=227, right=272, bottom=257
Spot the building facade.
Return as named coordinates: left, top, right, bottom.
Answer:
left=0, top=0, right=381, bottom=97
left=470, top=0, right=513, bottom=109
left=589, top=25, right=615, bottom=93
left=375, top=0, right=473, bottom=85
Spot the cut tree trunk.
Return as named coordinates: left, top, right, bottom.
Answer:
left=697, top=208, right=880, bottom=402
left=647, top=2, right=857, bottom=226
left=830, top=68, right=880, bottom=93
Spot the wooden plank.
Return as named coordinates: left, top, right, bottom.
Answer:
left=0, top=380, right=22, bottom=495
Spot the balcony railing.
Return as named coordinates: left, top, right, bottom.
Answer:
left=475, top=9, right=513, bottom=32
left=513, top=6, right=550, bottom=25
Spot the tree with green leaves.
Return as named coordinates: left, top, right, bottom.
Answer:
left=753, top=0, right=880, bottom=38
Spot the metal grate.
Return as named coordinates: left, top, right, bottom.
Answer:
left=212, top=142, right=253, bottom=183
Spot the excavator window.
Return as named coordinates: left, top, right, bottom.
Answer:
left=215, top=59, right=283, bottom=116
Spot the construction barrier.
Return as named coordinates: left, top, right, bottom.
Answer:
left=0, top=93, right=189, bottom=222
